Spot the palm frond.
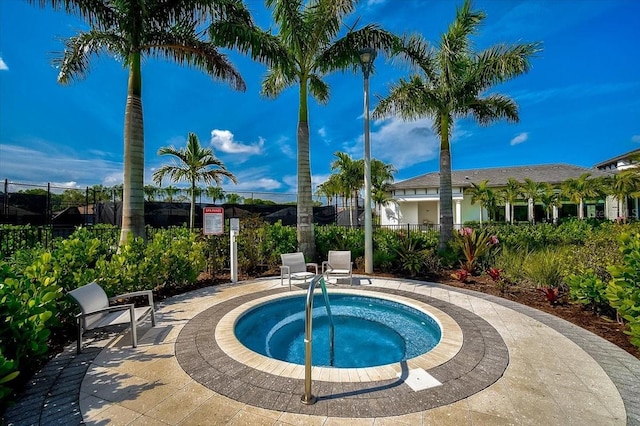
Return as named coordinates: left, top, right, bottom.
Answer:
left=308, top=74, right=329, bottom=105
left=54, top=30, right=126, bottom=84
left=27, top=0, right=118, bottom=27
left=318, top=24, right=397, bottom=74
left=393, top=33, right=438, bottom=80
left=474, top=42, right=542, bottom=89
left=466, top=94, right=518, bottom=125
left=145, top=24, right=245, bottom=91
left=261, top=67, right=297, bottom=98
left=372, top=75, right=437, bottom=121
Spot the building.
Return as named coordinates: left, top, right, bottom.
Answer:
left=382, top=150, right=640, bottom=227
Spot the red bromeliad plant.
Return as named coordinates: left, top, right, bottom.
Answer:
left=454, top=227, right=500, bottom=275
left=538, top=287, right=561, bottom=304
left=487, top=267, right=502, bottom=282
left=451, top=269, right=470, bottom=283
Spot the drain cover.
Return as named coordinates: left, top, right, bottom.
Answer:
left=399, top=368, right=442, bottom=391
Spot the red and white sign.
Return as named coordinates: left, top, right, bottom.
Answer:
left=203, top=207, right=224, bottom=235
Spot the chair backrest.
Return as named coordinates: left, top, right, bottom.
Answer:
left=281, top=252, right=307, bottom=274
left=68, top=282, right=109, bottom=329
left=328, top=250, right=351, bottom=269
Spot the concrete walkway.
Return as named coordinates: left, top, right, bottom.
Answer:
left=4, top=277, right=640, bottom=425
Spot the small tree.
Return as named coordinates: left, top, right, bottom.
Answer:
left=153, top=133, right=237, bottom=230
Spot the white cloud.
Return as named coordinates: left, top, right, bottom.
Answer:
left=233, top=178, right=282, bottom=191
left=210, top=129, right=264, bottom=155
left=367, top=0, right=387, bottom=5
left=352, top=117, right=439, bottom=169
left=318, top=127, right=327, bottom=138
left=0, top=57, right=8, bottom=71
left=510, top=132, right=528, bottom=146
left=276, top=136, right=295, bottom=159
left=632, top=135, right=640, bottom=143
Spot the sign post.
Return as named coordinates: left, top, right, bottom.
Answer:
left=230, top=218, right=239, bottom=283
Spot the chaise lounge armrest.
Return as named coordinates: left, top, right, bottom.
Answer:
left=109, top=290, right=154, bottom=305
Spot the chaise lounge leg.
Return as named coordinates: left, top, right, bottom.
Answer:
left=77, top=319, right=83, bottom=354
left=130, top=305, right=137, bottom=348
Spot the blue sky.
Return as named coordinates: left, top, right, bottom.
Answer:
left=1, top=0, right=639, bottom=200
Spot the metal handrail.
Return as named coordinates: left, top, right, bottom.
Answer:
left=301, top=274, right=334, bottom=405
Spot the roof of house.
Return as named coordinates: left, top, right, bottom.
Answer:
left=390, top=164, right=612, bottom=189
left=593, top=148, right=640, bottom=169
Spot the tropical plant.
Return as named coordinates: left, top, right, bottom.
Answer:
left=520, top=178, right=546, bottom=224
left=371, top=159, right=397, bottom=223
left=143, top=185, right=160, bottom=202
left=153, top=133, right=237, bottom=230
left=206, top=186, right=226, bottom=205
left=373, top=0, right=540, bottom=250
left=162, top=186, right=182, bottom=203
left=603, top=170, right=640, bottom=219
left=37, top=0, right=274, bottom=245
left=259, top=0, right=396, bottom=258
left=226, top=193, right=244, bottom=204
left=331, top=152, right=363, bottom=226
left=316, top=174, right=342, bottom=208
left=567, top=269, right=608, bottom=313
left=560, top=173, right=603, bottom=220
left=498, top=178, right=522, bottom=224
left=453, top=227, right=499, bottom=274
left=467, top=180, right=495, bottom=224
left=538, top=182, right=561, bottom=223
left=606, top=233, right=640, bottom=348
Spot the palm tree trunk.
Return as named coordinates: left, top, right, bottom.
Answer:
left=579, top=199, right=584, bottom=219
left=190, top=180, right=196, bottom=230
left=439, top=115, right=454, bottom=251
left=297, top=80, right=316, bottom=259
left=119, top=52, right=145, bottom=245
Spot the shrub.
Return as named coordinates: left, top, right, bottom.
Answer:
left=521, top=248, right=566, bottom=291
left=261, top=221, right=297, bottom=267
left=606, top=232, right=640, bottom=349
left=566, top=269, right=609, bottom=313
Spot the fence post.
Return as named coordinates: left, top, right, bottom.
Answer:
left=47, top=183, right=51, bottom=226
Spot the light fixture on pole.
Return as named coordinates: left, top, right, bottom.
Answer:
left=358, top=47, right=376, bottom=274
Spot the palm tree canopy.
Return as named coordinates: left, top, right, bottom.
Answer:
left=560, top=173, right=602, bottom=204
left=153, top=133, right=237, bottom=187
left=51, top=0, right=268, bottom=91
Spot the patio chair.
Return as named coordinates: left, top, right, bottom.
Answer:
left=322, top=250, right=353, bottom=285
left=280, top=252, right=318, bottom=290
left=68, top=282, right=156, bottom=354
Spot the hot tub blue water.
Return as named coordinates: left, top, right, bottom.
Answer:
left=234, top=294, right=441, bottom=368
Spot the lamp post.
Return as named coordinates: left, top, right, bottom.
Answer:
left=358, top=47, right=376, bottom=274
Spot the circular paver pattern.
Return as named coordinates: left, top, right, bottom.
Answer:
left=176, top=286, right=509, bottom=417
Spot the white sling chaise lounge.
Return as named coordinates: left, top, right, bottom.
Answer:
left=68, top=282, right=155, bottom=353
left=280, top=252, right=318, bottom=290
left=322, top=250, right=353, bottom=285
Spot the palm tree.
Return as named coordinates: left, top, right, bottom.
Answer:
left=35, top=0, right=277, bottom=245
left=226, top=193, right=244, bottom=204
left=206, top=186, right=226, bottom=205
left=162, top=186, right=182, bottom=204
left=467, top=180, right=495, bottom=225
left=538, top=183, right=561, bottom=223
left=560, top=173, right=603, bottom=220
left=520, top=178, right=547, bottom=223
left=373, top=0, right=540, bottom=250
left=371, top=159, right=396, bottom=223
left=331, top=152, right=363, bottom=227
left=498, top=178, right=522, bottom=224
left=153, top=133, right=237, bottom=230
left=259, top=0, right=396, bottom=258
left=604, top=170, right=640, bottom=219
left=143, top=185, right=160, bottom=202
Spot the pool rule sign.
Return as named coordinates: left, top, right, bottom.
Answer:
left=203, top=207, right=224, bottom=235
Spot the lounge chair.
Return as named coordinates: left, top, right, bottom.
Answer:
left=280, top=252, right=318, bottom=290
left=322, top=250, right=353, bottom=285
left=68, top=282, right=155, bottom=353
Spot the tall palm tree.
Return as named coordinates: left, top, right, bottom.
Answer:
left=560, top=173, right=602, bottom=220
left=143, top=185, right=160, bottom=202
left=520, top=178, right=546, bottom=223
left=498, top=178, right=522, bottom=224
left=153, top=133, right=237, bottom=230
left=259, top=0, right=396, bottom=258
left=373, top=0, right=540, bottom=250
left=467, top=180, right=495, bottom=225
left=604, top=170, right=640, bottom=219
left=35, top=0, right=277, bottom=245
left=538, top=182, right=560, bottom=223
left=226, top=193, right=244, bottom=204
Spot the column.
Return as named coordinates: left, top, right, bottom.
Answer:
left=505, top=201, right=510, bottom=223
left=552, top=205, right=558, bottom=224
left=455, top=199, right=462, bottom=230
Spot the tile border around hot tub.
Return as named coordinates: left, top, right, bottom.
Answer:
left=216, top=289, right=464, bottom=382
left=175, top=286, right=509, bottom=417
